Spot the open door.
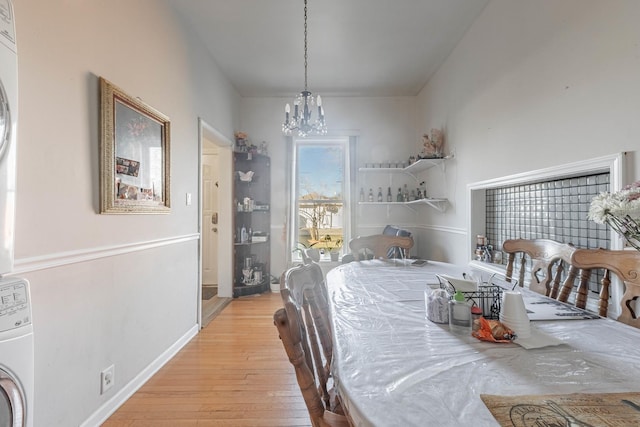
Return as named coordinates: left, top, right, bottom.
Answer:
left=198, top=119, right=233, bottom=328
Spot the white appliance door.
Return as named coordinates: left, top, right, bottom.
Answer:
left=0, top=79, right=10, bottom=161
left=0, top=73, right=15, bottom=274
left=0, top=13, right=17, bottom=274
left=0, top=367, right=25, bottom=427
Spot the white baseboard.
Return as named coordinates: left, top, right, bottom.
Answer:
left=79, top=323, right=199, bottom=427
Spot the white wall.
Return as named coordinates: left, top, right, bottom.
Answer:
left=12, top=1, right=240, bottom=425
left=415, top=0, right=640, bottom=265
left=240, top=96, right=422, bottom=276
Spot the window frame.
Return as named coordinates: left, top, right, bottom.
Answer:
left=287, top=136, right=353, bottom=263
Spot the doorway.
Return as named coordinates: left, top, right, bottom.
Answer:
left=199, top=119, right=233, bottom=328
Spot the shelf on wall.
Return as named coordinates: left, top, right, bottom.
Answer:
left=233, top=279, right=269, bottom=297
left=406, top=157, right=449, bottom=173
left=234, top=240, right=269, bottom=246
left=358, top=157, right=448, bottom=179
left=358, top=198, right=448, bottom=213
left=405, top=198, right=448, bottom=212
left=357, top=156, right=452, bottom=216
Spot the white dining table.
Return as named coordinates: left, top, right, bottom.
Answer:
left=325, top=259, right=640, bottom=426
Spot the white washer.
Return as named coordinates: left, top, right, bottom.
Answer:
left=0, top=0, right=18, bottom=275
left=0, top=3, right=30, bottom=427
left=0, top=278, right=33, bottom=427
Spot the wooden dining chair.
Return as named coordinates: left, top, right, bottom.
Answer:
left=274, top=300, right=350, bottom=427
left=571, top=248, right=640, bottom=327
left=281, top=262, right=339, bottom=415
left=348, top=234, right=414, bottom=261
left=503, top=239, right=579, bottom=298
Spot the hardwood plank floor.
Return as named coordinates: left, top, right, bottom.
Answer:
left=201, top=294, right=232, bottom=329
left=102, top=292, right=311, bottom=426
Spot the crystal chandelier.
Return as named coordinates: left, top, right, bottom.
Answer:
left=282, top=0, right=327, bottom=137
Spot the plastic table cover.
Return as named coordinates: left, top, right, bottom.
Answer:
left=326, top=259, right=640, bottom=427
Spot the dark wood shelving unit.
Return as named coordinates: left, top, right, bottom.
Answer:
left=232, top=152, right=271, bottom=298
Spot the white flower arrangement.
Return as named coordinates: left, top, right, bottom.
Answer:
left=588, top=181, right=640, bottom=250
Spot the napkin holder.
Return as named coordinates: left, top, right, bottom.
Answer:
left=436, top=274, right=478, bottom=292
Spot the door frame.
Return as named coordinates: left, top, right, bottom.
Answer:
left=198, top=118, right=233, bottom=328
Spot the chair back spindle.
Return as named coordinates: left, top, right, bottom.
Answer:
left=503, top=239, right=577, bottom=298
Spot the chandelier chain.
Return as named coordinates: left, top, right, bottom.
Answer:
left=304, top=0, right=308, bottom=90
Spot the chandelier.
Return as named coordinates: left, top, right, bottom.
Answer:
left=282, top=0, right=327, bottom=137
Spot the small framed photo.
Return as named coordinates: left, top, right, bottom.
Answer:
left=100, top=77, right=170, bottom=214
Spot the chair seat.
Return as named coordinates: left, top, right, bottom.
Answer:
left=322, top=410, right=351, bottom=427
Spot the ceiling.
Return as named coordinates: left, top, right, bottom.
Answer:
left=168, top=0, right=489, bottom=98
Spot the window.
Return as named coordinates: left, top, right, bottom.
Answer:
left=289, top=136, right=353, bottom=261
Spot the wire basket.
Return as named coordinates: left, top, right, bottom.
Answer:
left=460, top=285, right=503, bottom=319
left=437, top=276, right=505, bottom=320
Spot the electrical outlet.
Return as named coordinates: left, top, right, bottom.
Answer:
left=100, top=365, right=115, bottom=394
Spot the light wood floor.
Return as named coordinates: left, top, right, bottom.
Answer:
left=201, top=294, right=232, bottom=329
left=102, top=292, right=311, bottom=426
